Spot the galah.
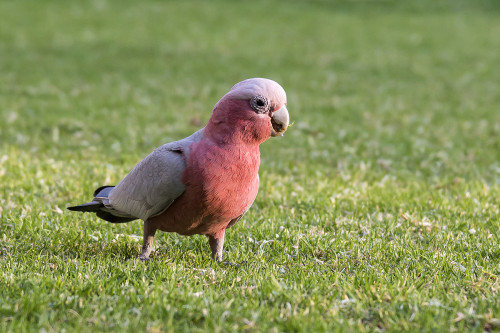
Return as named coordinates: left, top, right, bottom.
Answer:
left=68, top=78, right=290, bottom=261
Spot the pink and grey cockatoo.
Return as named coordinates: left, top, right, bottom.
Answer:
left=68, top=78, right=289, bottom=261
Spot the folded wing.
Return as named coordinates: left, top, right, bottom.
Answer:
left=107, top=129, right=204, bottom=221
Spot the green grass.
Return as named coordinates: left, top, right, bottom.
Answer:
left=1, top=0, right=500, bottom=332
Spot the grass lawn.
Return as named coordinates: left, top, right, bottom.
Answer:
left=1, top=0, right=500, bottom=331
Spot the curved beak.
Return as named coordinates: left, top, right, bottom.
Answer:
left=270, top=105, right=290, bottom=137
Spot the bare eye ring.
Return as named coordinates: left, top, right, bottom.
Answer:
left=250, top=95, right=270, bottom=114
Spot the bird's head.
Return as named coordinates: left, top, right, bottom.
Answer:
left=207, top=78, right=290, bottom=145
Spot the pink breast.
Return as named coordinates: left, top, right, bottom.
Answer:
left=149, top=139, right=260, bottom=236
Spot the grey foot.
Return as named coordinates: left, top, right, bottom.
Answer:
left=139, top=221, right=157, bottom=262
left=138, top=254, right=151, bottom=262
left=208, top=231, right=225, bottom=262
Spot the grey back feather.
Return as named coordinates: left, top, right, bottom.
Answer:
left=107, top=129, right=205, bottom=221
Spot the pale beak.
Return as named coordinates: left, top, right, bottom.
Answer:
left=270, top=105, right=290, bottom=137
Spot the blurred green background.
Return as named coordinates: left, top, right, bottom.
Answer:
left=1, top=0, right=500, bottom=332
left=1, top=0, right=500, bottom=181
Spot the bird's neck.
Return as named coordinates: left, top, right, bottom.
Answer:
left=204, top=99, right=270, bottom=146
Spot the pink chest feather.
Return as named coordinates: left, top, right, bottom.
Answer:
left=149, top=139, right=260, bottom=236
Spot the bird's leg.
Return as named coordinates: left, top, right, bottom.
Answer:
left=138, top=221, right=156, bottom=261
left=207, top=229, right=225, bottom=262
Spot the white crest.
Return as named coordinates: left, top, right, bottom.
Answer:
left=216, top=78, right=287, bottom=109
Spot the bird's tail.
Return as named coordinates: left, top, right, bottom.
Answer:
left=67, top=185, right=137, bottom=223
left=67, top=201, right=104, bottom=212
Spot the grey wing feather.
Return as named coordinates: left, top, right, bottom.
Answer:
left=107, top=129, right=204, bottom=221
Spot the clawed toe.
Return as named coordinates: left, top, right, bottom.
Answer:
left=138, top=255, right=151, bottom=262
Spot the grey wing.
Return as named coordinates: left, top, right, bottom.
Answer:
left=107, top=146, right=186, bottom=221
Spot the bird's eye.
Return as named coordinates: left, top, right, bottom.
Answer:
left=250, top=95, right=270, bottom=114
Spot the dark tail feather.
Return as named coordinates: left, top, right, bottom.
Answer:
left=96, top=211, right=136, bottom=223
left=67, top=185, right=114, bottom=212
left=93, top=185, right=114, bottom=197
left=67, top=201, right=104, bottom=212
left=67, top=185, right=137, bottom=223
